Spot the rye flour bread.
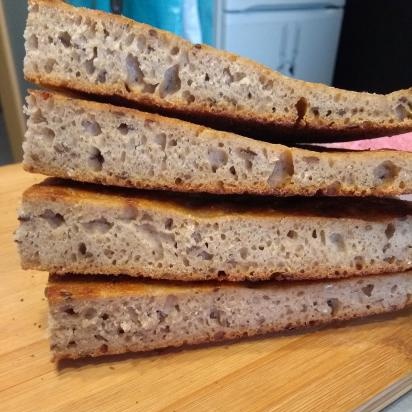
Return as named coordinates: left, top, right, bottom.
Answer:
left=16, top=179, right=412, bottom=281
left=46, top=272, right=412, bottom=359
left=23, top=90, right=412, bottom=197
left=24, top=0, right=412, bottom=142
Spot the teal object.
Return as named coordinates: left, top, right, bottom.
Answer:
left=94, top=0, right=112, bottom=12
left=198, top=0, right=214, bottom=45
left=67, top=0, right=215, bottom=45
left=68, top=0, right=94, bottom=7
left=67, top=0, right=110, bottom=11
left=123, top=0, right=185, bottom=37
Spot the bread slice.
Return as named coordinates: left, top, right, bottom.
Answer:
left=16, top=179, right=412, bottom=281
left=23, top=90, right=412, bottom=197
left=46, top=272, right=412, bottom=360
left=24, top=0, right=412, bottom=142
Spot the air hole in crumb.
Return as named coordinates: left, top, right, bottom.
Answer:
left=101, top=313, right=109, bottom=320
left=159, top=64, right=181, bottom=98
left=327, top=298, right=341, bottom=316
left=330, top=233, right=345, bottom=251
left=87, top=147, right=104, bottom=171
left=44, top=58, right=57, bottom=73
left=58, top=31, right=71, bottom=47
left=374, top=161, right=400, bottom=183
left=64, top=307, right=76, bottom=315
left=240, top=247, right=248, bottom=259
left=384, top=256, right=395, bottom=264
left=267, top=150, right=294, bottom=187
left=143, top=82, right=158, bottom=94
left=126, top=53, right=144, bottom=85
left=41, top=127, right=55, bottom=143
left=170, top=46, right=179, bottom=55
left=154, top=133, right=166, bottom=149
left=169, top=139, right=177, bottom=147
left=32, top=109, right=47, bottom=124
left=104, top=248, right=114, bottom=259
left=85, top=58, right=95, bottom=75
left=164, top=218, right=173, bottom=230
left=118, top=123, right=130, bottom=135
left=125, top=33, right=135, bottom=46
left=295, top=97, right=308, bottom=122
left=208, top=148, right=228, bottom=172
left=391, top=285, right=398, bottom=293
left=82, top=119, right=102, bottom=135
left=28, top=34, right=38, bottom=49
left=175, top=177, right=182, bottom=184
left=236, top=148, right=256, bottom=171
left=394, top=104, right=410, bottom=121
left=182, top=90, right=195, bottom=103
left=97, top=70, right=107, bottom=83
left=287, top=230, right=297, bottom=239
left=40, top=209, right=65, bottom=228
left=192, top=231, right=201, bottom=243
left=198, top=251, right=213, bottom=260
left=312, top=230, right=317, bottom=239
left=233, top=72, right=246, bottom=82
left=354, top=256, right=365, bottom=271
left=385, top=223, right=395, bottom=239
left=217, top=270, right=227, bottom=278
left=311, top=107, right=320, bottom=117
left=205, top=73, right=210, bottom=81
left=361, top=284, right=374, bottom=297
left=84, top=307, right=97, bottom=319
left=82, top=217, right=113, bottom=234
left=78, top=242, right=87, bottom=255
left=302, top=156, right=320, bottom=165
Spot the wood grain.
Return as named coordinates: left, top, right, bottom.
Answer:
left=0, top=164, right=411, bottom=412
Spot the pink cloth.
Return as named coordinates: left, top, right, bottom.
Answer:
left=324, top=132, right=412, bottom=151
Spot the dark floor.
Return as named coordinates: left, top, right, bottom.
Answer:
left=0, top=112, right=13, bottom=166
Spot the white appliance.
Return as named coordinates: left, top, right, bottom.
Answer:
left=215, top=0, right=345, bottom=85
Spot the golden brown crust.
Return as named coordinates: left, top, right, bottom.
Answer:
left=23, top=178, right=412, bottom=221
left=44, top=274, right=303, bottom=303
left=26, top=0, right=412, bottom=143
left=45, top=272, right=412, bottom=303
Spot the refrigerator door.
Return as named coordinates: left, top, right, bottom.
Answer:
left=222, top=7, right=344, bottom=84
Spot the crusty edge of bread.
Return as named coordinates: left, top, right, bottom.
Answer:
left=25, top=0, right=412, bottom=142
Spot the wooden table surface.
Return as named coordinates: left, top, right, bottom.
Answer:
left=1, top=163, right=411, bottom=412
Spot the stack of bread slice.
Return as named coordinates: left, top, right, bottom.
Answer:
left=16, top=0, right=412, bottom=360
